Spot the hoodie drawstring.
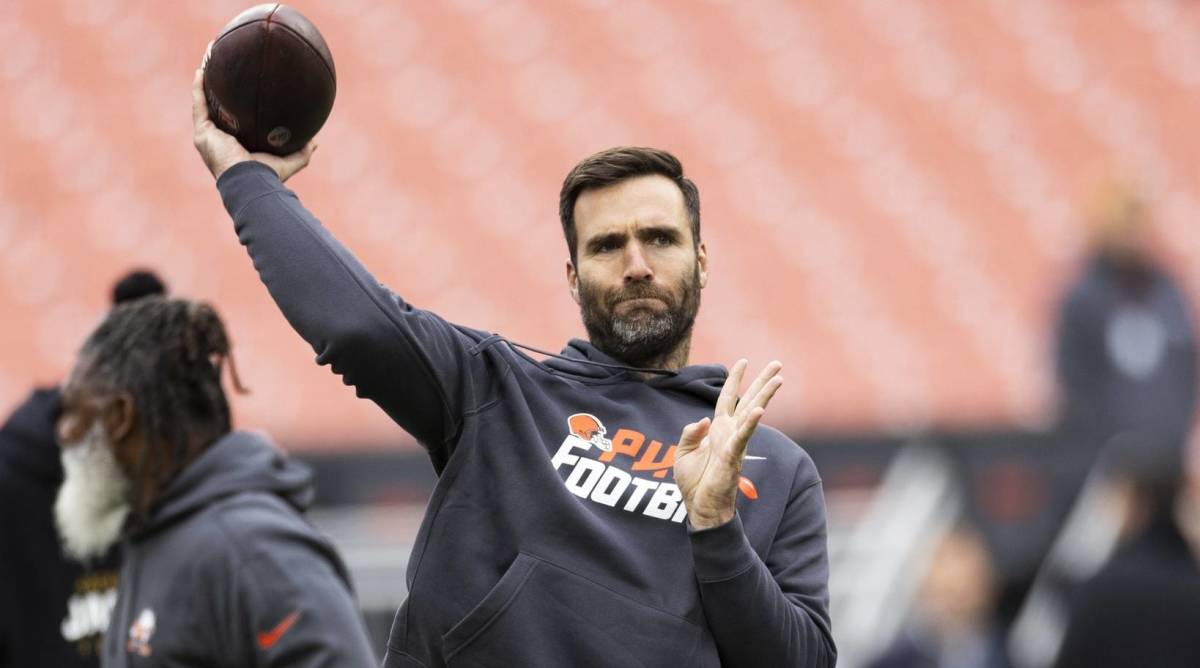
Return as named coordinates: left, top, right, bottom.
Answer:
left=502, top=339, right=679, bottom=377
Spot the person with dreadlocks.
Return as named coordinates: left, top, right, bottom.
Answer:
left=0, top=269, right=164, bottom=668
left=54, top=296, right=376, bottom=667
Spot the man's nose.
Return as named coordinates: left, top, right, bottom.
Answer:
left=623, top=242, right=653, bottom=282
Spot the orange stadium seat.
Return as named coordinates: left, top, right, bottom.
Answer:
left=3, top=0, right=1200, bottom=449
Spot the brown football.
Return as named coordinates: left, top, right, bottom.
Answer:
left=203, top=4, right=336, bottom=156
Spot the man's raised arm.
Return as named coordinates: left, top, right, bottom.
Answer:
left=191, top=69, right=485, bottom=461
left=674, top=361, right=837, bottom=666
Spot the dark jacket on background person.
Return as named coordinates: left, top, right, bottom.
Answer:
left=217, top=160, right=836, bottom=667
left=0, top=388, right=121, bottom=667
left=1055, top=255, right=1198, bottom=446
left=1054, top=510, right=1200, bottom=668
left=102, top=431, right=376, bottom=667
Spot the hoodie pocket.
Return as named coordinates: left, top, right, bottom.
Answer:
left=442, top=552, right=710, bottom=667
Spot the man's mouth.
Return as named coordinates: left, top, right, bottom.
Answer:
left=614, top=297, right=666, bottom=311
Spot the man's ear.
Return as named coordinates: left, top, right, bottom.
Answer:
left=104, top=392, right=137, bottom=444
left=697, top=240, right=709, bottom=289
left=566, top=259, right=580, bottom=305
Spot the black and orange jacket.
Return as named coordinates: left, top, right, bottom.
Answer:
left=219, top=160, right=836, bottom=668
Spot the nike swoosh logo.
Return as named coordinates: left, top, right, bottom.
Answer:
left=257, top=610, right=301, bottom=650
left=743, top=455, right=767, bottom=460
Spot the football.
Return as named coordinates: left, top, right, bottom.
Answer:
left=203, top=4, right=336, bottom=156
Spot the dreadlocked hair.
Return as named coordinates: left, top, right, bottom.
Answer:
left=78, top=296, right=247, bottom=518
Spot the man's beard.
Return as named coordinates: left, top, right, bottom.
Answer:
left=578, top=264, right=701, bottom=367
left=55, top=423, right=131, bottom=562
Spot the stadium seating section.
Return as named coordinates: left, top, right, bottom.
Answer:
left=3, top=0, right=1200, bottom=447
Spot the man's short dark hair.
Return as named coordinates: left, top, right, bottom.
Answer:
left=558, top=146, right=701, bottom=264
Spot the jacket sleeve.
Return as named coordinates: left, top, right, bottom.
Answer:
left=216, top=161, right=491, bottom=462
left=229, top=536, right=378, bottom=668
left=688, top=475, right=837, bottom=667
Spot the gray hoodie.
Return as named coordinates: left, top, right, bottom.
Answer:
left=101, top=431, right=376, bottom=667
left=218, top=160, right=836, bottom=667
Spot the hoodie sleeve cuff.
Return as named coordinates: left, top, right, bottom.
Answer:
left=216, top=160, right=284, bottom=218
left=688, top=512, right=758, bottom=582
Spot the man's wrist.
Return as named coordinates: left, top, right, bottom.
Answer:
left=687, top=512, right=757, bottom=582
left=216, top=160, right=278, bottom=188
left=213, top=158, right=257, bottom=183
left=687, top=509, right=735, bottom=531
left=217, top=161, right=284, bottom=218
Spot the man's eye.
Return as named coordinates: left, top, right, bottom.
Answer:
left=597, top=241, right=619, bottom=253
left=652, top=235, right=672, bottom=246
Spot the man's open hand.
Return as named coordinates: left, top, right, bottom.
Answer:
left=191, top=65, right=315, bottom=182
left=674, top=360, right=783, bottom=530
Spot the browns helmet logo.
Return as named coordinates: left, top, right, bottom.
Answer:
left=126, top=608, right=155, bottom=657
left=567, top=413, right=613, bottom=452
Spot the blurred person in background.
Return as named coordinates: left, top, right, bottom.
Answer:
left=1012, top=182, right=1198, bottom=668
left=192, top=65, right=835, bottom=666
left=56, top=296, right=376, bottom=667
left=1054, top=437, right=1200, bottom=668
left=1053, top=179, right=1197, bottom=456
left=0, top=270, right=164, bottom=668
left=869, top=524, right=1012, bottom=668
